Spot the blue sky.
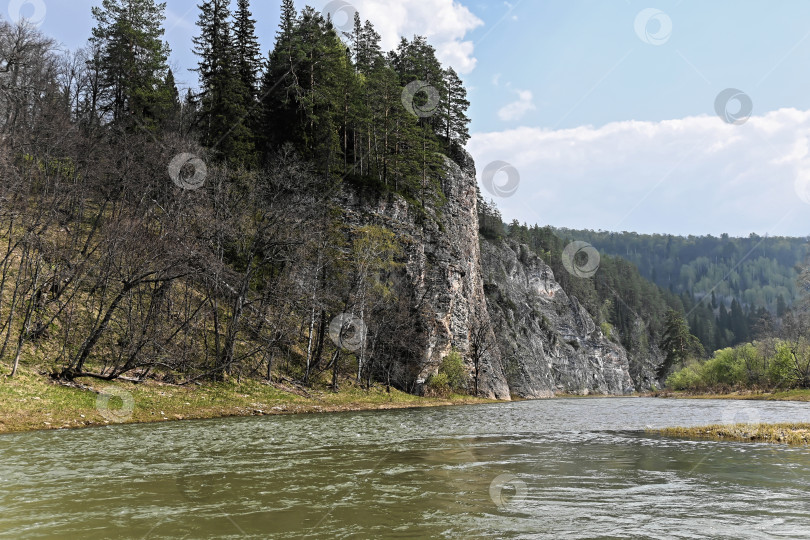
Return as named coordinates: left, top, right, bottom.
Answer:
left=19, top=0, right=810, bottom=236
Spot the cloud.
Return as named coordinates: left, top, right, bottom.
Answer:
left=498, top=89, right=536, bottom=121
left=325, top=0, right=483, bottom=74
left=468, top=108, right=810, bottom=236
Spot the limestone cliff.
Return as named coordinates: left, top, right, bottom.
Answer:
left=339, top=152, right=635, bottom=399
left=337, top=154, right=510, bottom=399
left=481, top=240, right=635, bottom=397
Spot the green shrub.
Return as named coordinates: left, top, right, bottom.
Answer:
left=440, top=350, right=467, bottom=392
left=666, top=363, right=704, bottom=390
left=768, top=342, right=795, bottom=388
left=666, top=339, right=807, bottom=392
left=427, top=372, right=449, bottom=390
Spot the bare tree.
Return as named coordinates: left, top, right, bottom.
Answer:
left=469, top=315, right=495, bottom=396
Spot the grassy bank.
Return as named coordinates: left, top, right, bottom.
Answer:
left=650, top=423, right=810, bottom=445
left=0, top=366, right=496, bottom=435
left=650, top=389, right=810, bottom=401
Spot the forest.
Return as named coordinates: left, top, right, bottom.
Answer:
left=554, top=228, right=808, bottom=351
left=0, top=0, right=471, bottom=391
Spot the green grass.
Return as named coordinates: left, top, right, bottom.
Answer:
left=650, top=423, right=810, bottom=445
left=0, top=365, right=495, bottom=434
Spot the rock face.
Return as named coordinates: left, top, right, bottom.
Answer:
left=337, top=155, right=510, bottom=399
left=339, top=152, right=634, bottom=399
left=481, top=240, right=635, bottom=397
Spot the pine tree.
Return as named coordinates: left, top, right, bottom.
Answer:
left=351, top=15, right=382, bottom=75
left=260, top=0, right=301, bottom=152
left=262, top=6, right=347, bottom=176
left=154, top=68, right=180, bottom=131
left=89, top=0, right=171, bottom=128
left=193, top=0, right=254, bottom=164
left=391, top=36, right=446, bottom=135
left=441, top=67, right=470, bottom=146
left=776, top=294, right=787, bottom=317
left=233, top=0, right=262, bottom=99
left=658, top=309, right=702, bottom=379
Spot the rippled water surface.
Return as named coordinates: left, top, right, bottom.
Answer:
left=1, top=398, right=810, bottom=539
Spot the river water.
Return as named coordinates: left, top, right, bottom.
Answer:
left=1, top=398, right=809, bottom=539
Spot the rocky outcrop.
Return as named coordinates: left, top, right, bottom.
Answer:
left=337, top=155, right=510, bottom=399
left=339, top=151, right=635, bottom=399
left=481, top=240, right=635, bottom=397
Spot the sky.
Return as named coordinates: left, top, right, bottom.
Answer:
left=13, top=0, right=810, bottom=237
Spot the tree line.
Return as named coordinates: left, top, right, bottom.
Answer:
left=0, top=0, right=471, bottom=393
left=555, top=227, right=808, bottom=351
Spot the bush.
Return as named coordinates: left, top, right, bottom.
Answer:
left=427, top=372, right=449, bottom=391
left=666, top=339, right=807, bottom=391
left=768, top=342, right=795, bottom=388
left=441, top=350, right=467, bottom=392
left=666, top=363, right=704, bottom=390
left=701, top=348, right=738, bottom=388
left=425, top=351, right=468, bottom=396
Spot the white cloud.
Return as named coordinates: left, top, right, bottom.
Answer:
left=468, top=108, right=810, bottom=236
left=322, top=0, right=483, bottom=74
left=498, top=90, right=536, bottom=122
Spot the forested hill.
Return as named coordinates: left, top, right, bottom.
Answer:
left=0, top=0, right=476, bottom=390
left=554, top=230, right=808, bottom=310
left=553, top=228, right=809, bottom=348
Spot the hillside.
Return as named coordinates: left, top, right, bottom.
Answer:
left=552, top=228, right=808, bottom=350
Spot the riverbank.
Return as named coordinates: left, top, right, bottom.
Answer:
left=649, top=388, right=810, bottom=401
left=651, top=423, right=810, bottom=445
left=0, top=366, right=496, bottom=435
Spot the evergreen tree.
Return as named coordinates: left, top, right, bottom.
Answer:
left=193, top=0, right=254, bottom=164
left=262, top=6, right=348, bottom=176
left=350, top=14, right=382, bottom=75
left=441, top=67, right=470, bottom=146
left=776, top=293, right=787, bottom=317
left=89, top=0, right=171, bottom=128
left=153, top=68, right=181, bottom=131
left=233, top=0, right=263, bottom=99
left=658, top=309, right=703, bottom=379
left=260, top=0, right=301, bottom=152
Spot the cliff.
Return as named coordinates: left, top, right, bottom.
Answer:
left=481, top=240, right=635, bottom=397
left=339, top=153, right=635, bottom=399
left=337, top=154, right=510, bottom=399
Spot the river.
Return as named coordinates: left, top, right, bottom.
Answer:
left=1, top=397, right=809, bottom=539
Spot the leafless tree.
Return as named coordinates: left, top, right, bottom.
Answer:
left=469, top=315, right=495, bottom=396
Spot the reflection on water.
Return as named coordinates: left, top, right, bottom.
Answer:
left=1, top=398, right=809, bottom=539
